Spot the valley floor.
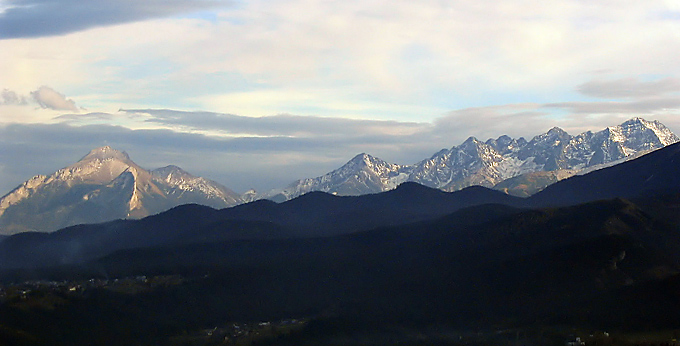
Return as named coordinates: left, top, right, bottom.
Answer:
left=2, top=274, right=680, bottom=346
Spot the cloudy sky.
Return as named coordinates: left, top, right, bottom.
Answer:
left=1, top=0, right=680, bottom=194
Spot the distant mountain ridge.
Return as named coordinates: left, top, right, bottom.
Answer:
left=261, top=117, right=678, bottom=200
left=0, top=117, right=676, bottom=234
left=0, top=147, right=242, bottom=234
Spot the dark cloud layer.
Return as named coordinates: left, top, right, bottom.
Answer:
left=0, top=122, right=442, bottom=194
left=4, top=102, right=680, bottom=195
left=125, top=108, right=426, bottom=138
left=0, top=0, right=221, bottom=39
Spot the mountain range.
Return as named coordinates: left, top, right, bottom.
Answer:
left=261, top=117, right=678, bottom=200
left=4, top=139, right=680, bottom=269
left=2, top=139, right=680, bottom=345
left=0, top=117, right=677, bottom=235
left=0, top=147, right=242, bottom=234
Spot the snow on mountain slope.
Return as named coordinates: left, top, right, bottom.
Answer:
left=151, top=165, right=242, bottom=207
left=263, top=153, right=412, bottom=201
left=408, top=136, right=506, bottom=191
left=260, top=117, right=679, bottom=201
left=0, top=147, right=242, bottom=234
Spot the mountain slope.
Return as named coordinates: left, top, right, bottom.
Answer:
left=83, top=198, right=680, bottom=329
left=530, top=141, right=680, bottom=206
left=5, top=197, right=678, bottom=345
left=0, top=182, right=526, bottom=269
left=265, top=153, right=411, bottom=202
left=4, top=144, right=680, bottom=343
left=0, top=147, right=242, bottom=234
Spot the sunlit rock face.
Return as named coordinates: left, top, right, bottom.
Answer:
left=0, top=146, right=242, bottom=234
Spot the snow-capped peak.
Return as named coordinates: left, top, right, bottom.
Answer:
left=547, top=127, right=568, bottom=136
left=622, top=117, right=679, bottom=146
left=0, top=147, right=243, bottom=234
left=348, top=153, right=374, bottom=166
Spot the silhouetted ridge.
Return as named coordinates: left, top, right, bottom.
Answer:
left=531, top=141, right=680, bottom=206
left=393, top=181, right=445, bottom=193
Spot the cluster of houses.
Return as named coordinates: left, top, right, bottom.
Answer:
left=0, top=275, right=185, bottom=302
left=196, top=318, right=307, bottom=345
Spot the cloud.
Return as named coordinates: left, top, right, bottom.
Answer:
left=54, top=112, right=114, bottom=122
left=4, top=105, right=680, bottom=196
left=577, top=78, right=680, bottom=99
left=433, top=104, right=555, bottom=141
left=125, top=108, right=428, bottom=138
left=3, top=0, right=680, bottom=120
left=0, top=0, right=223, bottom=39
left=30, top=86, right=80, bottom=112
left=0, top=120, right=441, bottom=194
left=544, top=97, right=680, bottom=115
left=0, top=89, right=27, bottom=105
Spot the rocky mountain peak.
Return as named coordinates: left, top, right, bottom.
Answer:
left=536, top=127, right=571, bottom=145
left=0, top=147, right=243, bottom=234
left=348, top=153, right=373, bottom=166
left=621, top=117, right=646, bottom=127
left=79, top=146, right=131, bottom=162
left=461, top=136, right=482, bottom=146
left=152, top=165, right=191, bottom=180
left=620, top=117, right=678, bottom=146
left=260, top=117, right=678, bottom=202
left=547, top=126, right=567, bottom=135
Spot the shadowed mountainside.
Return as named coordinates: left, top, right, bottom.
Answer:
left=530, top=141, right=680, bottom=206
left=1, top=198, right=680, bottom=345
left=0, top=183, right=525, bottom=269
left=2, top=143, right=680, bottom=344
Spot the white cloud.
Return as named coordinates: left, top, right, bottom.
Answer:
left=31, top=86, right=80, bottom=112
left=2, top=0, right=680, bottom=120
left=0, top=89, right=27, bottom=105
left=3, top=0, right=680, bottom=195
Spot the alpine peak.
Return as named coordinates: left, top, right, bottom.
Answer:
left=622, top=117, right=646, bottom=126
left=462, top=136, right=481, bottom=145
left=0, top=147, right=243, bottom=234
left=350, top=153, right=373, bottom=163
left=79, top=146, right=131, bottom=162
left=546, top=126, right=568, bottom=136
left=153, top=165, right=190, bottom=177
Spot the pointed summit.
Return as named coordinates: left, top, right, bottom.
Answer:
left=0, top=148, right=243, bottom=234
left=621, top=117, right=646, bottom=126
left=460, top=136, right=481, bottom=146
left=348, top=153, right=373, bottom=165
left=152, top=165, right=191, bottom=179
left=617, top=117, right=679, bottom=147
left=79, top=146, right=130, bottom=162
left=546, top=127, right=568, bottom=137
left=262, top=152, right=410, bottom=200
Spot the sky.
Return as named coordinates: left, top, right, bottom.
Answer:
left=1, top=0, right=680, bottom=194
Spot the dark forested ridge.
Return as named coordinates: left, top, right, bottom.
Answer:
left=530, top=141, right=680, bottom=206
left=0, top=183, right=526, bottom=269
